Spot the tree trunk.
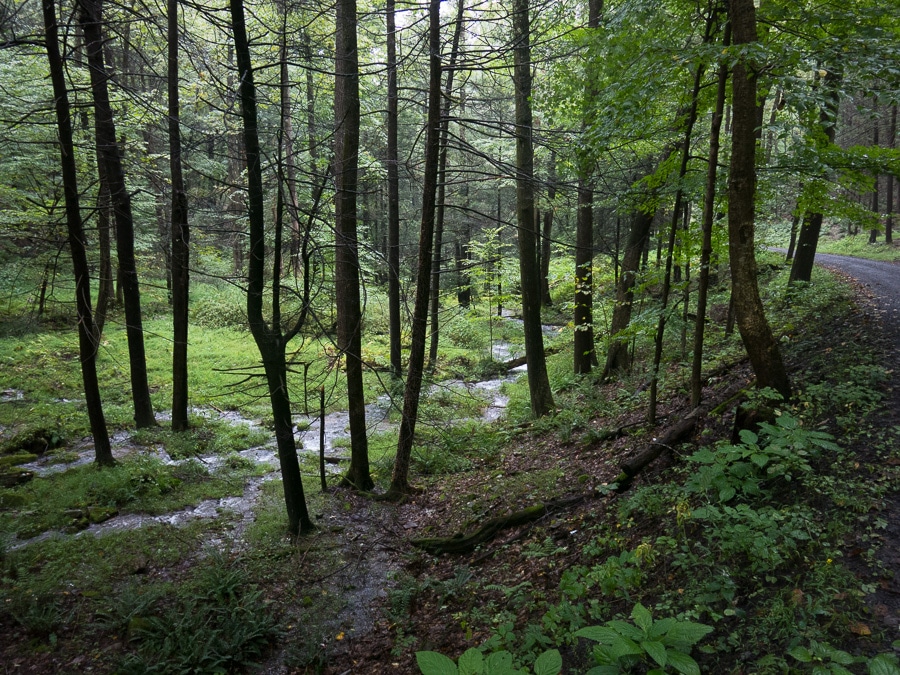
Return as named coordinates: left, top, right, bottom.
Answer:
left=388, top=0, right=443, bottom=500
left=540, top=152, right=555, bottom=307
left=427, top=0, right=466, bottom=370
left=386, top=0, right=402, bottom=378
left=573, top=0, right=602, bottom=374
left=230, top=0, right=314, bottom=535
left=649, top=16, right=711, bottom=422
left=602, top=207, right=654, bottom=378
left=727, top=0, right=791, bottom=401
left=168, top=0, right=190, bottom=432
left=573, top=179, right=594, bottom=374
left=691, top=20, right=729, bottom=408
left=789, top=68, right=841, bottom=284
left=43, top=0, right=113, bottom=466
left=79, top=0, right=156, bottom=428
left=334, top=0, right=373, bottom=491
left=513, top=0, right=554, bottom=417
left=869, top=97, right=880, bottom=244
left=887, top=105, right=896, bottom=245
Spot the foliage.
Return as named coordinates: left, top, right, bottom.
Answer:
left=416, top=647, right=562, bottom=675
left=575, top=603, right=712, bottom=675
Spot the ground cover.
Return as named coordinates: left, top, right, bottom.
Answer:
left=0, top=257, right=898, bottom=674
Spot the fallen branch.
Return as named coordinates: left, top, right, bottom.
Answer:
left=410, top=493, right=590, bottom=555
left=615, top=380, right=749, bottom=486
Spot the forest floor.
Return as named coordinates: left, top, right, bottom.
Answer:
left=314, top=254, right=900, bottom=674
left=2, top=254, right=900, bottom=674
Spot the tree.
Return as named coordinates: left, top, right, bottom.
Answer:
left=388, top=0, right=443, bottom=501
left=513, top=0, right=554, bottom=417
left=386, top=0, right=402, bottom=379
left=334, top=0, right=373, bottom=491
left=230, top=0, right=314, bottom=535
left=428, top=0, right=466, bottom=370
left=691, top=20, right=730, bottom=409
left=78, top=0, right=156, bottom=428
left=727, top=0, right=791, bottom=400
left=42, top=0, right=113, bottom=466
left=168, top=0, right=190, bottom=432
left=573, top=0, right=602, bottom=376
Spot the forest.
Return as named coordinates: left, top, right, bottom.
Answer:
left=1, top=0, right=900, bottom=671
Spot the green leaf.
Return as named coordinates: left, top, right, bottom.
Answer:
left=667, top=650, right=701, bottom=675
left=641, top=640, right=667, bottom=667
left=532, top=649, right=562, bottom=675
left=787, top=646, right=813, bottom=663
left=750, top=453, right=769, bottom=468
left=585, top=668, right=620, bottom=675
left=606, top=619, right=645, bottom=641
left=484, top=651, right=515, bottom=674
left=458, top=648, right=483, bottom=675
left=662, top=621, right=713, bottom=647
left=869, top=653, right=900, bottom=675
left=718, top=486, right=736, bottom=502
left=649, top=618, right=677, bottom=639
left=416, top=651, right=458, bottom=675
left=631, top=603, right=653, bottom=633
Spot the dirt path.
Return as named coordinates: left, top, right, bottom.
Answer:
left=811, top=253, right=900, bottom=633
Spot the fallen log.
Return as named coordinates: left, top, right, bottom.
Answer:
left=410, top=493, right=589, bottom=555
left=615, top=380, right=749, bottom=486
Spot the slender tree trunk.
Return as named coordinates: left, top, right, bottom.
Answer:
left=388, top=0, right=442, bottom=500
left=79, top=0, right=155, bottom=428
left=386, top=0, right=402, bottom=378
left=541, top=151, right=555, bottom=307
left=573, top=0, right=602, bottom=375
left=727, top=0, right=790, bottom=400
left=691, top=19, right=728, bottom=408
left=887, top=105, right=896, bottom=245
left=334, top=0, right=373, bottom=491
left=513, top=0, right=554, bottom=417
left=428, top=0, right=466, bottom=369
left=789, top=68, right=841, bottom=284
left=43, top=0, right=113, bottom=466
left=230, top=0, right=314, bottom=535
left=573, top=179, right=594, bottom=374
left=649, top=16, right=711, bottom=423
left=870, top=97, right=880, bottom=244
left=602, top=207, right=654, bottom=377
left=94, top=175, right=113, bottom=334
left=168, top=0, right=190, bottom=432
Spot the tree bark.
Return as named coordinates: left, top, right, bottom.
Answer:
left=649, top=14, right=712, bottom=422
left=727, top=0, right=791, bottom=401
left=513, top=0, right=554, bottom=417
left=602, top=207, right=654, bottom=378
left=788, top=68, right=841, bottom=284
left=43, top=0, right=113, bottom=466
left=573, top=0, right=602, bottom=374
left=230, top=0, right=314, bottom=535
left=540, top=152, right=555, bottom=307
left=334, top=0, right=373, bottom=491
left=869, top=97, right=880, bottom=244
left=573, top=179, right=594, bottom=374
left=427, top=0, right=466, bottom=370
left=691, top=19, right=729, bottom=408
left=79, top=0, right=155, bottom=428
left=168, top=0, right=190, bottom=432
left=386, top=0, right=402, bottom=379
left=887, top=105, right=896, bottom=245
left=388, top=0, right=443, bottom=500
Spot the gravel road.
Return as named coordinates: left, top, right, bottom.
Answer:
left=809, top=252, right=900, bottom=635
